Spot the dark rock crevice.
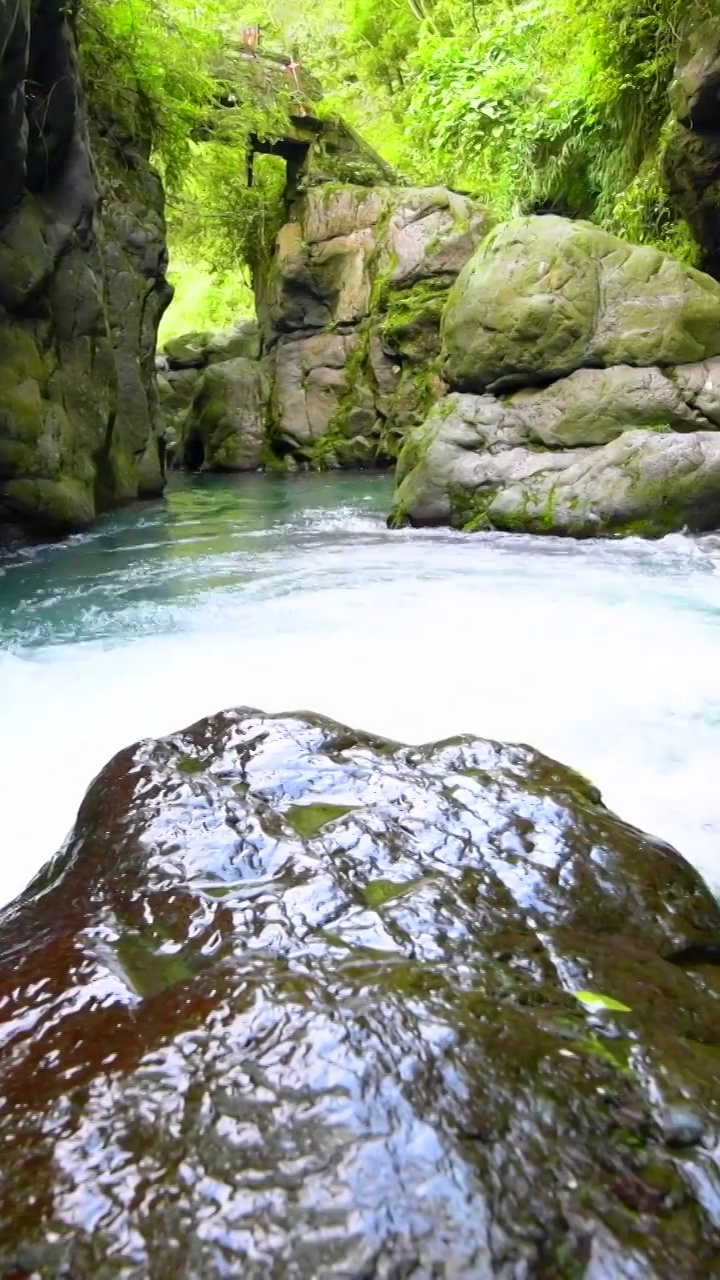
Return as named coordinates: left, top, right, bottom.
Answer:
left=666, top=14, right=720, bottom=279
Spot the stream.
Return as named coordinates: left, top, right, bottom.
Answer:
left=2, top=470, right=720, bottom=906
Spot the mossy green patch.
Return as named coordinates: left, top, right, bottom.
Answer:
left=285, top=801, right=359, bottom=837
left=176, top=754, right=209, bottom=775
left=362, top=878, right=423, bottom=908
left=115, top=932, right=198, bottom=998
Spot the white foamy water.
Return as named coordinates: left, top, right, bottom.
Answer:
left=2, top=471, right=720, bottom=904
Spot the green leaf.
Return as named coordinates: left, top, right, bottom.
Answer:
left=573, top=990, right=632, bottom=1013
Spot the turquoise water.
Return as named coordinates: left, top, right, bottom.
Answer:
left=2, top=470, right=720, bottom=902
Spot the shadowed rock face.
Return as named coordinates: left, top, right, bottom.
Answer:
left=1, top=709, right=720, bottom=1277
left=666, top=15, right=720, bottom=281
left=0, top=0, right=171, bottom=541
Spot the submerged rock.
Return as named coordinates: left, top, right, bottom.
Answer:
left=0, top=708, right=719, bottom=1276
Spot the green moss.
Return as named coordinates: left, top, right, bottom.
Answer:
left=0, top=476, right=95, bottom=532
left=361, top=878, right=423, bottom=908
left=176, top=754, right=209, bottom=775
left=115, top=931, right=199, bottom=998
left=285, top=801, right=359, bottom=837
left=378, top=279, right=448, bottom=355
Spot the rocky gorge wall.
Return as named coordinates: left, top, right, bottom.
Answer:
left=0, top=0, right=171, bottom=542
left=665, top=13, right=720, bottom=280
left=168, top=161, right=488, bottom=474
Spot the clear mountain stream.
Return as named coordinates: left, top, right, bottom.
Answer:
left=2, top=470, right=720, bottom=905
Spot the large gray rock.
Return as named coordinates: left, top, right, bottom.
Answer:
left=254, top=184, right=488, bottom=465
left=442, top=215, right=720, bottom=391
left=1, top=706, right=720, bottom=1276
left=163, top=320, right=260, bottom=370
left=490, top=428, right=720, bottom=536
left=390, top=365, right=720, bottom=536
left=0, top=0, right=171, bottom=540
left=180, top=356, right=269, bottom=471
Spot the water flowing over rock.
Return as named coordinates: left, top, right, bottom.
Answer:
left=0, top=0, right=171, bottom=541
left=1, top=707, right=720, bottom=1276
left=391, top=215, right=720, bottom=535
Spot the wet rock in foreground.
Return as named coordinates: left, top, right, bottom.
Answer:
left=1, top=709, right=720, bottom=1278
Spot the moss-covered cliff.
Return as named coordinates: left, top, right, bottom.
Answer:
left=0, top=0, right=171, bottom=541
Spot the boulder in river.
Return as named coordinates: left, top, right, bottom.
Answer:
left=1, top=707, right=720, bottom=1276
left=442, top=215, right=720, bottom=391
left=180, top=356, right=270, bottom=472
left=391, top=217, right=720, bottom=536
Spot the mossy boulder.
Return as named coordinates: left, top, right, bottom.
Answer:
left=180, top=357, right=270, bottom=472
left=442, top=215, right=720, bottom=391
left=163, top=320, right=260, bottom=370
left=0, top=707, right=719, bottom=1275
left=390, top=364, right=720, bottom=536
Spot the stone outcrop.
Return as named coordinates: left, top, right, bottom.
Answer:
left=1, top=706, right=720, bottom=1275
left=157, top=320, right=261, bottom=462
left=391, top=215, right=720, bottom=536
left=665, top=13, right=720, bottom=280
left=443, top=216, right=720, bottom=390
left=177, top=178, right=488, bottom=473
left=181, top=356, right=270, bottom=471
left=0, top=0, right=171, bottom=541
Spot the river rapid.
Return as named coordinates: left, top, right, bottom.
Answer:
left=2, top=470, right=720, bottom=905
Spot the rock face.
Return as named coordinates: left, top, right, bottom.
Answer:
left=443, top=216, right=720, bottom=390
left=391, top=215, right=720, bottom=535
left=177, top=182, right=488, bottom=474
left=1, top=707, right=720, bottom=1276
left=0, top=0, right=171, bottom=541
left=158, top=320, right=262, bottom=467
left=181, top=356, right=270, bottom=471
left=665, top=14, right=720, bottom=280
left=259, top=185, right=487, bottom=467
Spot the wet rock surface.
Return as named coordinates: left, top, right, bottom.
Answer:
left=1, top=708, right=720, bottom=1277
